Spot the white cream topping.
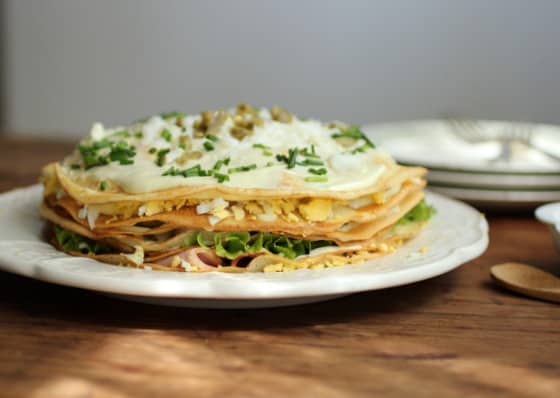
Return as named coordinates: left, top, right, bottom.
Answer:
left=68, top=107, right=391, bottom=194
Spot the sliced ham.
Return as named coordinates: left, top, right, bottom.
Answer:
left=155, top=247, right=223, bottom=271
left=231, top=253, right=265, bottom=268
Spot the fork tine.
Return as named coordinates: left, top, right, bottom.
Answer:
left=521, top=123, right=533, bottom=142
left=510, top=122, right=532, bottom=144
left=446, top=117, right=487, bottom=143
left=500, top=122, right=560, bottom=162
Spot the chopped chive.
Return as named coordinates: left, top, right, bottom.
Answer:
left=155, top=148, right=170, bottom=167
left=287, top=148, right=297, bottom=169
left=99, top=181, right=107, bottom=191
left=308, top=167, right=327, bottom=175
left=134, top=131, right=144, bottom=139
left=184, top=165, right=207, bottom=177
left=148, top=147, right=157, bottom=154
left=351, top=144, right=371, bottom=154
left=109, top=142, right=136, bottom=165
left=160, top=129, right=172, bottom=142
left=203, top=141, right=214, bottom=151
left=228, top=164, right=257, bottom=173
left=276, top=147, right=299, bottom=168
left=214, top=172, right=230, bottom=183
left=179, top=142, right=187, bottom=150
left=79, top=139, right=135, bottom=169
left=298, top=158, right=324, bottom=166
left=300, top=146, right=320, bottom=158
left=265, top=161, right=275, bottom=167
left=332, top=126, right=375, bottom=150
left=162, top=166, right=180, bottom=177
left=184, top=166, right=206, bottom=177
left=111, top=130, right=131, bottom=138
left=213, top=158, right=229, bottom=170
left=162, top=164, right=208, bottom=178
left=206, top=134, right=219, bottom=142
left=304, top=176, right=328, bottom=183
left=223, top=157, right=231, bottom=166
left=160, top=111, right=187, bottom=120
left=253, top=143, right=273, bottom=157
left=70, top=164, right=81, bottom=170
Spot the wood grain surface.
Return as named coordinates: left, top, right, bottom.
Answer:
left=0, top=138, right=558, bottom=398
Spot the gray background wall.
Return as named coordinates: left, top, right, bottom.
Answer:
left=2, top=0, right=560, bottom=137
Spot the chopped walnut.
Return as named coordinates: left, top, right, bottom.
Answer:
left=271, top=106, right=293, bottom=123
left=176, top=150, right=202, bottom=165
left=230, top=126, right=253, bottom=140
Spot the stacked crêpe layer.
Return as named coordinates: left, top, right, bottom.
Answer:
left=40, top=104, right=432, bottom=273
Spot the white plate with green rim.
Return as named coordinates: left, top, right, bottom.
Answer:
left=0, top=185, right=488, bottom=309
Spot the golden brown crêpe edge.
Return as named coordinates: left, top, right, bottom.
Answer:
left=47, top=161, right=426, bottom=203
left=40, top=157, right=429, bottom=272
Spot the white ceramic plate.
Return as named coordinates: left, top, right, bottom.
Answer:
left=0, top=185, right=488, bottom=309
left=535, top=202, right=560, bottom=254
left=362, top=120, right=560, bottom=174
left=428, top=185, right=560, bottom=209
left=427, top=169, right=560, bottom=189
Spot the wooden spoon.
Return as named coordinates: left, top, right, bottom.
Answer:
left=490, top=262, right=560, bottom=303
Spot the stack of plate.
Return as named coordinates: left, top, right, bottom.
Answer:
left=363, top=120, right=560, bottom=209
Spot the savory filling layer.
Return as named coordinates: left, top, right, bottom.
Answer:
left=48, top=199, right=435, bottom=272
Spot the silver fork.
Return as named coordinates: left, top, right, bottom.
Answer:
left=446, top=118, right=560, bottom=164
left=445, top=118, right=494, bottom=143
left=445, top=117, right=509, bottom=163
left=499, top=123, right=560, bottom=163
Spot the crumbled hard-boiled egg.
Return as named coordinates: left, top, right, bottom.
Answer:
left=297, top=199, right=333, bottom=222
left=123, top=245, right=144, bottom=265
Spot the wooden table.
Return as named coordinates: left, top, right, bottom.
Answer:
left=0, top=137, right=558, bottom=398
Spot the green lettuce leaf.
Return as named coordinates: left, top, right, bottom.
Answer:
left=261, top=233, right=333, bottom=259
left=196, top=231, right=215, bottom=247
left=214, top=232, right=247, bottom=259
left=54, top=225, right=112, bottom=255
left=182, top=230, right=336, bottom=260
left=397, top=199, right=436, bottom=226
left=181, top=231, right=199, bottom=247
left=247, top=232, right=264, bottom=252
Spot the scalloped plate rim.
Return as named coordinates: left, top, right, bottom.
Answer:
left=0, top=185, right=489, bottom=306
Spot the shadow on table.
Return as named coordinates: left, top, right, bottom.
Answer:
left=0, top=269, right=457, bottom=331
